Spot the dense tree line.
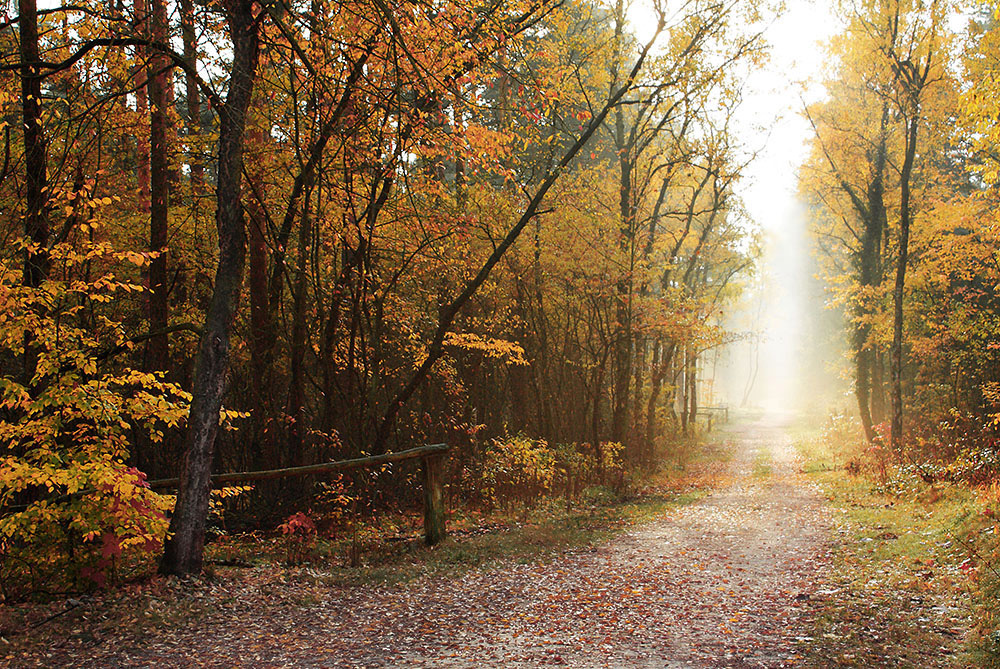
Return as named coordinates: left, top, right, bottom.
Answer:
left=804, top=0, right=1000, bottom=465
left=0, top=0, right=761, bottom=588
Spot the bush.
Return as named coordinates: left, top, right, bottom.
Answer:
left=0, top=241, right=188, bottom=599
left=482, top=435, right=556, bottom=509
left=476, top=436, right=627, bottom=510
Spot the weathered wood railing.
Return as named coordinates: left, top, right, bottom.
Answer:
left=149, top=443, right=451, bottom=545
left=4, top=443, right=451, bottom=546
left=694, top=406, right=730, bottom=431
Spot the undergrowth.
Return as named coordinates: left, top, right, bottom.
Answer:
left=205, top=437, right=730, bottom=586
left=0, top=435, right=731, bottom=657
left=795, top=412, right=1000, bottom=667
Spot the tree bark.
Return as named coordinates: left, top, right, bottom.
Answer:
left=646, top=341, right=675, bottom=461
left=133, top=0, right=150, bottom=212
left=890, top=114, right=918, bottom=451
left=245, top=126, right=273, bottom=469
left=18, top=0, right=49, bottom=389
left=179, top=0, right=204, bottom=194
left=855, top=104, right=890, bottom=442
left=160, top=0, right=260, bottom=577
left=146, top=0, right=170, bottom=374
left=18, top=0, right=48, bottom=292
left=286, top=181, right=315, bottom=469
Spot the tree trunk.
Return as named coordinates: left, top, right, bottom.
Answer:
left=680, top=346, right=690, bottom=436
left=18, top=0, right=49, bottom=388
left=160, top=0, right=260, bottom=577
left=855, top=104, right=889, bottom=443
left=133, top=0, right=150, bottom=212
left=146, top=0, right=170, bottom=374
left=645, top=341, right=676, bottom=463
left=179, top=0, right=204, bottom=195
left=872, top=348, right=887, bottom=423
left=688, top=350, right=698, bottom=431
left=18, top=0, right=48, bottom=292
left=890, top=115, right=919, bottom=451
left=245, top=126, right=274, bottom=470
left=286, top=182, right=315, bottom=469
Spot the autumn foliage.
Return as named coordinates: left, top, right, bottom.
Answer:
left=0, top=0, right=764, bottom=587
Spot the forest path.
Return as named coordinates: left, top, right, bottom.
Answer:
left=265, top=416, right=829, bottom=668
left=17, top=417, right=832, bottom=668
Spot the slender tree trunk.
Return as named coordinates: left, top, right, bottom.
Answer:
left=629, top=336, right=645, bottom=458
left=591, top=346, right=609, bottom=451
left=179, top=0, right=204, bottom=195
left=608, top=0, right=632, bottom=446
left=688, top=350, right=698, bottom=430
left=856, top=347, right=876, bottom=442
left=890, top=115, right=919, bottom=451
left=680, top=347, right=690, bottom=436
left=146, top=0, right=170, bottom=374
left=855, top=104, right=889, bottom=442
left=872, top=348, right=887, bottom=422
left=133, top=0, right=150, bottom=212
left=611, top=149, right=634, bottom=445
left=245, top=126, right=273, bottom=469
left=18, top=0, right=48, bottom=291
left=18, top=0, right=49, bottom=388
left=160, top=0, right=260, bottom=576
left=286, top=184, right=314, bottom=469
left=645, top=342, right=675, bottom=463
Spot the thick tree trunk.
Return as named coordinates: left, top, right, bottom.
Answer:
left=160, top=0, right=259, bottom=577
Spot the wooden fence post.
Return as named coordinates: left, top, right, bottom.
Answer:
left=422, top=453, right=446, bottom=545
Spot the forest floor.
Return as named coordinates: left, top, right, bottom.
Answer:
left=3, top=416, right=977, bottom=667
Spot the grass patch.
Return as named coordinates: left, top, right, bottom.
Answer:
left=793, top=425, right=988, bottom=668
left=752, top=445, right=773, bottom=479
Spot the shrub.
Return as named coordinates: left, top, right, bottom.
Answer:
left=278, top=511, right=317, bottom=565
left=0, top=241, right=188, bottom=599
left=482, top=435, right=556, bottom=509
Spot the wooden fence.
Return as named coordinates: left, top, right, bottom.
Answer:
left=5, top=443, right=452, bottom=546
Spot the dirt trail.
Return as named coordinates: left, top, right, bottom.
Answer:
left=14, top=417, right=832, bottom=668
left=329, top=415, right=831, bottom=668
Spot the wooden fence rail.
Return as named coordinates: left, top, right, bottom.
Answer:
left=694, top=406, right=730, bottom=431
left=4, top=443, right=452, bottom=546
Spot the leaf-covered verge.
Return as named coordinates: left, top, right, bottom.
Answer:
left=794, top=414, right=1000, bottom=668
left=0, top=439, right=730, bottom=662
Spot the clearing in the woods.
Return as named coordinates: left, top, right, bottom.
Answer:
left=6, top=416, right=973, bottom=668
